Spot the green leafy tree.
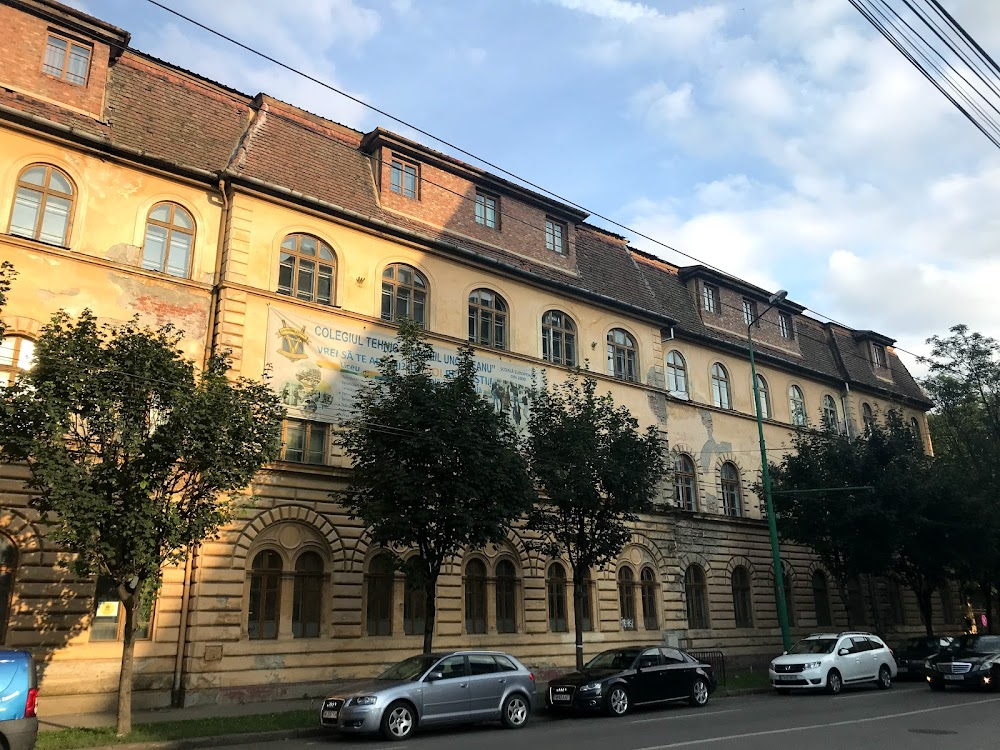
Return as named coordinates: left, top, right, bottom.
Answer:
left=923, top=325, right=1000, bottom=632
left=0, top=261, right=14, bottom=338
left=339, top=318, right=534, bottom=653
left=524, top=370, right=664, bottom=670
left=0, top=310, right=284, bottom=736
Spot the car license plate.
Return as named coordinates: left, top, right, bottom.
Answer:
left=322, top=710, right=339, bottom=720
left=944, top=675, right=964, bottom=681
left=776, top=675, right=796, bottom=681
left=553, top=694, right=572, bottom=701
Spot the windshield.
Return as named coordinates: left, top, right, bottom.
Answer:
left=788, top=638, right=837, bottom=655
left=900, top=637, right=940, bottom=652
left=952, top=635, right=1000, bottom=654
left=378, top=655, right=440, bottom=681
left=585, top=648, right=643, bottom=671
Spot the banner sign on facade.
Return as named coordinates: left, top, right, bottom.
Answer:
left=265, top=307, right=537, bottom=431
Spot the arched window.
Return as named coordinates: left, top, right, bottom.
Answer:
left=720, top=462, right=742, bottom=517
left=910, top=417, right=922, bottom=445
left=711, top=363, right=731, bottom=409
left=292, top=551, right=323, bottom=638
left=143, top=202, right=194, bottom=278
left=495, top=559, right=518, bottom=634
left=674, top=453, right=697, bottom=511
left=578, top=569, right=594, bottom=632
left=541, top=310, right=577, bottom=366
left=465, top=559, right=487, bottom=634
left=248, top=550, right=282, bottom=640
left=607, top=328, right=638, bottom=382
left=0, top=336, right=35, bottom=387
left=381, top=263, right=427, bottom=327
left=685, top=565, right=710, bottom=629
left=779, top=563, right=795, bottom=627
left=754, top=374, right=771, bottom=419
left=403, top=562, right=426, bottom=636
left=618, top=566, right=637, bottom=631
left=862, top=402, right=875, bottom=433
left=666, top=350, right=688, bottom=395
left=812, top=571, right=832, bottom=626
left=789, top=385, right=807, bottom=426
left=640, top=567, right=658, bottom=631
left=468, top=289, right=508, bottom=349
left=366, top=553, right=395, bottom=636
left=9, top=164, right=74, bottom=245
left=822, top=395, right=840, bottom=433
left=731, top=566, right=753, bottom=628
left=278, top=233, right=335, bottom=305
left=547, top=562, right=568, bottom=632
left=0, top=534, right=17, bottom=644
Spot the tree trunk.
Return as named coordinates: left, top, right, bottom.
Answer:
left=866, top=577, right=883, bottom=635
left=422, top=572, right=438, bottom=654
left=834, top=578, right=852, bottom=628
left=116, top=591, right=137, bottom=737
left=572, top=571, right=585, bottom=671
left=914, top=585, right=935, bottom=637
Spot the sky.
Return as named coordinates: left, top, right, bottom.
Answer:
left=74, top=0, right=1000, bottom=377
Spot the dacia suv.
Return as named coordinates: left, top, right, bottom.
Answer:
left=769, top=632, right=896, bottom=695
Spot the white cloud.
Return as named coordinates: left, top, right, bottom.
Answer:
left=551, top=0, right=662, bottom=23
left=630, top=82, right=695, bottom=125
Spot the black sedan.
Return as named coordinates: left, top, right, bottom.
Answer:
left=545, top=646, right=716, bottom=717
left=925, top=634, right=1000, bottom=691
left=893, top=635, right=955, bottom=678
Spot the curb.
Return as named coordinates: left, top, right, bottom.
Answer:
left=62, top=727, right=327, bottom=750
left=717, top=686, right=773, bottom=698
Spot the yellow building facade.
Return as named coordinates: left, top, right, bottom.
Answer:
left=0, top=0, right=945, bottom=713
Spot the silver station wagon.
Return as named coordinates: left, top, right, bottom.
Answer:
left=319, top=650, right=536, bottom=741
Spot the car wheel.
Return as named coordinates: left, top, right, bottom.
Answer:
left=606, top=685, right=629, bottom=717
left=876, top=665, right=892, bottom=690
left=380, top=701, right=417, bottom=742
left=775, top=688, right=791, bottom=696
left=929, top=680, right=946, bottom=692
left=825, top=669, right=843, bottom=695
left=501, top=693, right=530, bottom=729
left=689, top=677, right=710, bottom=707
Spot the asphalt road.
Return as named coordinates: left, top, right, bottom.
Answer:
left=243, top=682, right=1000, bottom=750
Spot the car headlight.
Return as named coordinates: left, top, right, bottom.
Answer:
left=802, top=661, right=822, bottom=670
left=977, top=660, right=996, bottom=672
left=352, top=696, right=378, bottom=706
left=579, top=682, right=602, bottom=693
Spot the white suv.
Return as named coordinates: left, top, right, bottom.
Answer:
left=769, top=632, right=897, bottom=695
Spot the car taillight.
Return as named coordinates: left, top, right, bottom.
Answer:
left=24, top=687, right=38, bottom=719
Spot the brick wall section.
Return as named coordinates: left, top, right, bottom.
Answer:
left=0, top=4, right=110, bottom=117
left=699, top=279, right=804, bottom=356
left=376, top=145, right=579, bottom=274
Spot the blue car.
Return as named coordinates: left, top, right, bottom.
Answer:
left=0, top=649, right=38, bottom=750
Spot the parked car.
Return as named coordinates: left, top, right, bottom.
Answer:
left=545, top=646, right=716, bottom=717
left=769, top=632, right=896, bottom=695
left=924, top=634, right=1000, bottom=691
left=892, top=636, right=955, bottom=679
left=319, top=651, right=535, bottom=741
left=0, top=649, right=38, bottom=750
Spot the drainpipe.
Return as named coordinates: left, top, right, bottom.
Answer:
left=171, top=546, right=196, bottom=707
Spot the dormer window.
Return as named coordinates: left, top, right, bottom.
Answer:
left=545, top=218, right=567, bottom=254
left=43, top=33, right=91, bottom=86
left=390, top=158, right=418, bottom=199
left=779, top=312, right=793, bottom=340
left=872, top=343, right=888, bottom=370
left=475, top=191, right=499, bottom=230
left=702, top=284, right=719, bottom=314
left=742, top=298, right=759, bottom=327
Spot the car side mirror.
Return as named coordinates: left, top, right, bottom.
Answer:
left=838, top=648, right=850, bottom=656
left=426, top=671, right=444, bottom=682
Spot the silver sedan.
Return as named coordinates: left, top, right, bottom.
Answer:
left=319, top=650, right=536, bottom=741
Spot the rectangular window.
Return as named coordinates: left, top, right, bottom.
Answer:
left=389, top=158, right=418, bottom=199
left=779, top=312, right=793, bottom=340
left=90, top=576, right=152, bottom=641
left=42, top=34, right=91, bottom=86
left=702, top=284, right=719, bottom=314
left=872, top=344, right=888, bottom=369
left=545, top=218, right=567, bottom=254
left=281, top=419, right=327, bottom=464
left=742, top=298, right=758, bottom=327
left=475, top=192, right=499, bottom=229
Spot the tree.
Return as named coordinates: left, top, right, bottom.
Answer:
left=339, top=318, right=534, bottom=653
left=524, top=369, right=664, bottom=670
left=0, top=261, right=14, bottom=339
left=0, top=310, right=284, bottom=735
left=923, top=325, right=1000, bottom=632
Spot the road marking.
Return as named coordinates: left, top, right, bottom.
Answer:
left=631, top=708, right=743, bottom=724
left=632, top=695, right=1000, bottom=749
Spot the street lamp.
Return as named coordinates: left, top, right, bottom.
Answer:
left=749, top=290, right=792, bottom=653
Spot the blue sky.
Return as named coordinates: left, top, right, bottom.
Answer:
left=77, top=0, right=1000, bottom=374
